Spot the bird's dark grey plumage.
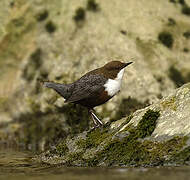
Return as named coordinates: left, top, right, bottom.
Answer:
left=44, top=82, right=74, bottom=100
left=44, top=74, right=107, bottom=106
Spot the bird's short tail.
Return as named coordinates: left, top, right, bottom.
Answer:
left=40, top=80, right=73, bottom=100
left=37, top=79, right=57, bottom=88
left=43, top=81, right=57, bottom=88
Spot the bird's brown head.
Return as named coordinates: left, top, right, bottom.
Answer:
left=101, top=61, right=133, bottom=79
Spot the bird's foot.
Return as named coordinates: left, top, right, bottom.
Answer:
left=89, top=109, right=104, bottom=129
left=88, top=123, right=103, bottom=133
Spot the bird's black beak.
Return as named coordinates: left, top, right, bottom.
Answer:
left=124, top=62, right=133, bottom=67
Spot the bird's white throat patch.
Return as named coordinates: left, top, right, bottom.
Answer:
left=104, top=68, right=125, bottom=96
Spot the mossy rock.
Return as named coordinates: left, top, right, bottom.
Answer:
left=48, top=109, right=190, bottom=167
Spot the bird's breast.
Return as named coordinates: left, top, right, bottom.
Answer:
left=104, top=78, right=122, bottom=96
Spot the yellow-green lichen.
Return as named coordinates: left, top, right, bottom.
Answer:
left=161, top=96, right=177, bottom=111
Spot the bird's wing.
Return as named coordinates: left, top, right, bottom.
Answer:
left=65, top=74, right=107, bottom=103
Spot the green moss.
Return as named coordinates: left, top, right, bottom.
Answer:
left=73, top=7, right=86, bottom=23
left=142, top=136, right=188, bottom=165
left=56, top=141, right=69, bottom=156
left=171, top=146, right=190, bottom=164
left=76, top=125, right=113, bottom=149
left=183, top=31, right=190, bottom=39
left=158, top=31, right=174, bottom=49
left=123, top=109, right=160, bottom=139
left=135, top=109, right=160, bottom=138
left=36, top=10, right=49, bottom=22
left=85, top=109, right=161, bottom=166
left=77, top=127, right=112, bottom=149
left=86, top=135, right=187, bottom=166
left=87, top=0, right=99, bottom=12
left=85, top=136, right=143, bottom=166
left=182, top=5, right=190, bottom=16
left=76, top=109, right=160, bottom=166
left=45, top=21, right=56, bottom=33
left=169, top=66, right=185, bottom=88
left=112, top=97, right=148, bottom=122
left=41, top=108, right=190, bottom=166
left=67, top=151, right=84, bottom=165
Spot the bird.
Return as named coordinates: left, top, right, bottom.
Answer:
left=42, top=61, right=133, bottom=128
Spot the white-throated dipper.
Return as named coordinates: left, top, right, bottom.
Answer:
left=43, top=61, right=133, bottom=127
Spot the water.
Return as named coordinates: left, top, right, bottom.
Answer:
left=0, top=149, right=190, bottom=180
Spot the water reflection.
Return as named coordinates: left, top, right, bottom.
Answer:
left=0, top=149, right=190, bottom=180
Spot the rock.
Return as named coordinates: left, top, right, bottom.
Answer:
left=37, top=83, right=190, bottom=166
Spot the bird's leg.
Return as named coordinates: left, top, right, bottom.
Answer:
left=91, top=110, right=103, bottom=126
left=89, top=109, right=103, bottom=127
left=89, top=111, right=99, bottom=127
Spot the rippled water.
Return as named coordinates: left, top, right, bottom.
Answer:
left=0, top=149, right=190, bottom=180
